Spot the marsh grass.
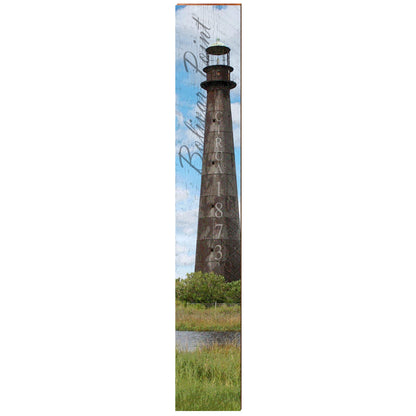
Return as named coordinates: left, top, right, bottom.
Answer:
left=176, top=342, right=241, bottom=411
left=175, top=301, right=241, bottom=331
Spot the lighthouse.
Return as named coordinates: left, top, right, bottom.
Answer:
left=194, top=40, right=241, bottom=282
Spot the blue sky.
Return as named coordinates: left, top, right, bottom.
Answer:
left=175, top=5, right=241, bottom=278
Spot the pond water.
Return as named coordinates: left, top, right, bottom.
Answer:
left=176, top=330, right=240, bottom=351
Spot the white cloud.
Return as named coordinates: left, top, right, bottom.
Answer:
left=176, top=253, right=194, bottom=267
left=231, top=101, right=240, bottom=147
left=176, top=100, right=205, bottom=154
left=176, top=208, right=198, bottom=236
left=176, top=241, right=196, bottom=271
left=175, top=109, right=184, bottom=126
left=175, top=186, right=189, bottom=202
left=176, top=6, right=240, bottom=54
left=176, top=243, right=188, bottom=255
left=175, top=117, right=205, bottom=155
left=231, top=101, right=240, bottom=125
left=175, top=243, right=195, bottom=267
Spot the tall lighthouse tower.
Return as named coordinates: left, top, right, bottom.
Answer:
left=194, top=40, right=241, bottom=282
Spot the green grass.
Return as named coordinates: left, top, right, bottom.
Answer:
left=176, top=343, right=241, bottom=411
left=176, top=301, right=241, bottom=331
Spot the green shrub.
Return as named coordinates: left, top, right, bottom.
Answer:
left=175, top=278, right=186, bottom=301
left=224, top=279, right=241, bottom=304
left=176, top=272, right=240, bottom=304
left=176, top=271, right=227, bottom=303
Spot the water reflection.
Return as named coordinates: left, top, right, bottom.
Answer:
left=176, top=331, right=240, bottom=351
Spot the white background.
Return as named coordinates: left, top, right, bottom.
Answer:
left=1, top=1, right=416, bottom=415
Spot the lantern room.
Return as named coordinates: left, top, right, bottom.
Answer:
left=205, top=39, right=231, bottom=66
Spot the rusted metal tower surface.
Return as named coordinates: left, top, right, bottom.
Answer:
left=195, top=40, right=241, bottom=282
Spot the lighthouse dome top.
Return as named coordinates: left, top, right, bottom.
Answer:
left=206, top=39, right=230, bottom=55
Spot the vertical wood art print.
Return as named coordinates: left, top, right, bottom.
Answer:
left=175, top=4, right=241, bottom=411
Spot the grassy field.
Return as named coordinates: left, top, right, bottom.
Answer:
left=176, top=301, right=241, bottom=331
left=176, top=343, right=241, bottom=411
